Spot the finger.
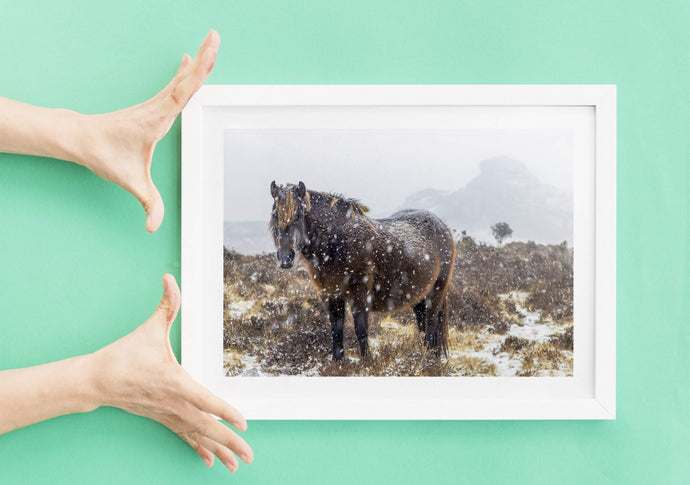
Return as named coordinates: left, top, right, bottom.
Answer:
left=168, top=414, right=240, bottom=473
left=190, top=29, right=220, bottom=73
left=177, top=54, right=192, bottom=76
left=175, top=400, right=253, bottom=464
left=167, top=29, right=218, bottom=80
left=177, top=373, right=248, bottom=433
left=151, top=273, right=181, bottom=325
left=165, top=30, right=220, bottom=113
left=141, top=182, right=165, bottom=233
left=194, top=433, right=239, bottom=473
left=177, top=431, right=215, bottom=468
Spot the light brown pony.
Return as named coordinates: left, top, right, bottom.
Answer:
left=270, top=181, right=456, bottom=361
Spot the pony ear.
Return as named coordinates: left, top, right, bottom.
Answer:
left=271, top=180, right=278, bottom=198
left=297, top=181, right=307, bottom=198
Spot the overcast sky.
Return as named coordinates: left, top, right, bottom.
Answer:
left=224, top=129, right=573, bottom=222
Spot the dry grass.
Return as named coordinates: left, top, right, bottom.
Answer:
left=518, top=341, right=571, bottom=377
left=223, top=236, right=574, bottom=377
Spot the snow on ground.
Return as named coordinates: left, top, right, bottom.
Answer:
left=468, top=347, right=523, bottom=376
left=445, top=292, right=569, bottom=376
left=225, top=349, right=324, bottom=377
left=224, top=351, right=271, bottom=377
left=446, top=326, right=522, bottom=376
left=507, top=301, right=552, bottom=341
left=227, top=300, right=254, bottom=319
left=503, top=291, right=566, bottom=343
left=224, top=292, right=571, bottom=377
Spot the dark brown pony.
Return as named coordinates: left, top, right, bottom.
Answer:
left=269, top=181, right=456, bottom=361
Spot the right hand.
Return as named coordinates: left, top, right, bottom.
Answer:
left=80, top=31, right=220, bottom=233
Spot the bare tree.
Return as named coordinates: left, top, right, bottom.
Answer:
left=491, top=222, right=513, bottom=246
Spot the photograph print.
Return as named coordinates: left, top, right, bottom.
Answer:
left=223, top=128, right=574, bottom=378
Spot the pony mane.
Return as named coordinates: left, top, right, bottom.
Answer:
left=320, top=191, right=370, bottom=220
left=271, top=183, right=312, bottom=229
left=269, top=187, right=371, bottom=234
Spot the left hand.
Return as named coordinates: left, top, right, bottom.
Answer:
left=90, top=274, right=253, bottom=472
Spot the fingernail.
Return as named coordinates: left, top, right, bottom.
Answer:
left=203, top=455, right=213, bottom=468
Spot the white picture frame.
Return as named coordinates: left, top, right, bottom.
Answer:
left=181, top=85, right=616, bottom=420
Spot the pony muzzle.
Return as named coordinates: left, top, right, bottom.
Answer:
left=277, top=248, right=296, bottom=269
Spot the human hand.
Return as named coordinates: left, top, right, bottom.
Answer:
left=80, top=30, right=220, bottom=232
left=90, top=274, right=252, bottom=472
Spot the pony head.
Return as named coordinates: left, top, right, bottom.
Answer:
left=269, top=181, right=311, bottom=268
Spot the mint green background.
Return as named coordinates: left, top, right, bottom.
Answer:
left=1, top=1, right=688, bottom=483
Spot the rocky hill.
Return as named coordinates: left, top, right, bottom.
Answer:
left=403, top=157, right=572, bottom=244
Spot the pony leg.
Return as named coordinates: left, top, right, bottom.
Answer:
left=423, top=291, right=449, bottom=357
left=423, top=238, right=454, bottom=356
left=431, top=300, right=449, bottom=357
left=413, top=300, right=427, bottom=332
left=351, top=308, right=370, bottom=359
left=325, top=298, right=346, bottom=361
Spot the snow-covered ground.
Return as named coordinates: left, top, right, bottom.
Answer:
left=446, top=292, right=571, bottom=376
left=505, top=292, right=565, bottom=342
left=224, top=289, right=572, bottom=377
left=227, top=300, right=255, bottom=319
left=223, top=352, right=271, bottom=377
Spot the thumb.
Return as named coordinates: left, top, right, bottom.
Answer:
left=153, top=273, right=181, bottom=327
left=142, top=183, right=165, bottom=233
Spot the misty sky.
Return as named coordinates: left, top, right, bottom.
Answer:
left=224, top=129, right=573, bottom=222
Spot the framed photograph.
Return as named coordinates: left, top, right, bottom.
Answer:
left=181, top=85, right=616, bottom=419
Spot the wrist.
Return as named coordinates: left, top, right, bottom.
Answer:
left=72, top=352, right=105, bottom=413
left=29, top=107, right=98, bottom=170
left=62, top=111, right=102, bottom=170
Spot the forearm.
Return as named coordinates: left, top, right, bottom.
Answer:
left=0, top=353, right=100, bottom=435
left=0, top=97, right=95, bottom=166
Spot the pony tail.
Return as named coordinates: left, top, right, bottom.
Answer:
left=438, top=300, right=449, bottom=357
